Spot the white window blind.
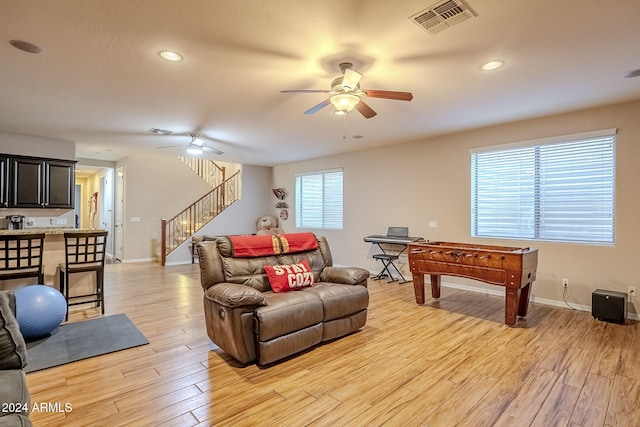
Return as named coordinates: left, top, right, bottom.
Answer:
left=471, top=132, right=615, bottom=244
left=295, top=169, right=343, bottom=229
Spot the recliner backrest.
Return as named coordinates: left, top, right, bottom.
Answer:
left=196, top=235, right=334, bottom=293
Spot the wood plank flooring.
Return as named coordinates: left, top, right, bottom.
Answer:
left=25, top=262, right=640, bottom=426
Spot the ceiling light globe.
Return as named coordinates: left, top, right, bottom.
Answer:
left=187, top=147, right=203, bottom=155
left=330, top=93, right=360, bottom=113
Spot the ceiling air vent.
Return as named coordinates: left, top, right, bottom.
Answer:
left=409, top=0, right=477, bottom=35
left=148, top=128, right=172, bottom=135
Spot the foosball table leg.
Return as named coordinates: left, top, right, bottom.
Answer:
left=504, top=287, right=521, bottom=326
left=430, top=275, right=441, bottom=299
left=412, top=273, right=425, bottom=304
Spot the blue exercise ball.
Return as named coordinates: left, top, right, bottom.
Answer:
left=15, top=285, right=67, bottom=341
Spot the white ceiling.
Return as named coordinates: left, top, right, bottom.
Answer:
left=1, top=0, right=640, bottom=167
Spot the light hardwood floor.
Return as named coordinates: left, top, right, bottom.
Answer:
left=26, top=262, right=640, bottom=427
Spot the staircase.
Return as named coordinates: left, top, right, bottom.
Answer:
left=177, top=155, right=225, bottom=187
left=160, top=158, right=240, bottom=265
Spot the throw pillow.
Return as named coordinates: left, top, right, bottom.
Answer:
left=264, top=260, right=315, bottom=293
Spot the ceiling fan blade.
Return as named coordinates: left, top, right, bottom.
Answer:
left=355, top=100, right=377, bottom=119
left=281, top=89, right=330, bottom=93
left=157, top=144, right=184, bottom=149
left=362, top=89, right=413, bottom=101
left=342, top=68, right=362, bottom=91
left=202, top=146, right=224, bottom=155
left=304, top=99, right=331, bottom=114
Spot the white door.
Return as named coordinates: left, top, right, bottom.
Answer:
left=114, top=167, right=124, bottom=261
left=100, top=169, right=115, bottom=257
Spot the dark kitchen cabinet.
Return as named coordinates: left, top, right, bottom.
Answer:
left=11, top=157, right=43, bottom=208
left=46, top=160, right=76, bottom=208
left=0, top=156, right=8, bottom=208
left=7, top=155, right=76, bottom=209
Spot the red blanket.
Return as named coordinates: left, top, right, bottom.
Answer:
left=229, top=233, right=318, bottom=257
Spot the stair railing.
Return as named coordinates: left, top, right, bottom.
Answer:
left=160, top=171, right=240, bottom=265
left=177, top=156, right=225, bottom=188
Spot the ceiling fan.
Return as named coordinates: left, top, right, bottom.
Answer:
left=280, top=62, right=413, bottom=119
left=156, top=132, right=224, bottom=155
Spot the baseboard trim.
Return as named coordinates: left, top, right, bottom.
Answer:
left=121, top=257, right=155, bottom=264
left=164, top=260, right=193, bottom=266
left=370, top=275, right=639, bottom=321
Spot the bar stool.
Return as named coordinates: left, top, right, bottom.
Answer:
left=59, top=231, right=108, bottom=320
left=0, top=233, right=46, bottom=284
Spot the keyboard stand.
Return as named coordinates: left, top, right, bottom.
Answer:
left=372, top=253, right=403, bottom=282
left=364, top=234, right=424, bottom=284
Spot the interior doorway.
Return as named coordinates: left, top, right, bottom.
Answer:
left=114, top=167, right=124, bottom=261
left=75, top=163, right=117, bottom=259
left=74, top=184, right=81, bottom=228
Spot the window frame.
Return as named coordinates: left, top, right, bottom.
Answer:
left=295, top=168, right=344, bottom=230
left=470, top=129, right=616, bottom=245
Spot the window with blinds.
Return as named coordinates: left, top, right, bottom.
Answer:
left=295, top=169, right=343, bottom=229
left=471, top=130, right=616, bottom=245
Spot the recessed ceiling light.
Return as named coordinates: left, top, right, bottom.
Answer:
left=158, top=50, right=183, bottom=62
left=9, top=40, right=41, bottom=54
left=481, top=60, right=505, bottom=71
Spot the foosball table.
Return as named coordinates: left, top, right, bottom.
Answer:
left=408, top=241, right=539, bottom=326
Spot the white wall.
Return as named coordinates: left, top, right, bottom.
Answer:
left=273, top=100, right=640, bottom=317
left=0, top=131, right=75, bottom=160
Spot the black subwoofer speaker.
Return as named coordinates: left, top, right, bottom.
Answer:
left=592, top=289, right=627, bottom=324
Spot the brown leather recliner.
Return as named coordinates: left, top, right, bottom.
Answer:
left=196, top=234, right=370, bottom=365
left=0, top=290, right=32, bottom=427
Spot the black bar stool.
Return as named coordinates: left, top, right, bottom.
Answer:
left=0, top=233, right=46, bottom=284
left=59, top=231, right=108, bottom=320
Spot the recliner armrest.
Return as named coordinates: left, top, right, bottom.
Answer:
left=320, top=267, right=370, bottom=286
left=205, top=283, right=267, bottom=308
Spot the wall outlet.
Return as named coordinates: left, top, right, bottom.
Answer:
left=629, top=287, right=637, bottom=297
left=562, top=278, right=569, bottom=288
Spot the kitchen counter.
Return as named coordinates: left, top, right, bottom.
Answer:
left=0, top=229, right=107, bottom=290
left=0, top=228, right=104, bottom=235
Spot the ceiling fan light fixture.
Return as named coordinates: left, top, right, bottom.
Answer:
left=330, top=93, right=360, bottom=114
left=187, top=146, right=203, bottom=155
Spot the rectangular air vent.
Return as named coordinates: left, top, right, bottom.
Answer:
left=148, top=128, right=173, bottom=135
left=409, top=0, right=477, bottom=35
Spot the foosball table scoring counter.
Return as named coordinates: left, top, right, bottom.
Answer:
left=408, top=241, right=539, bottom=326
